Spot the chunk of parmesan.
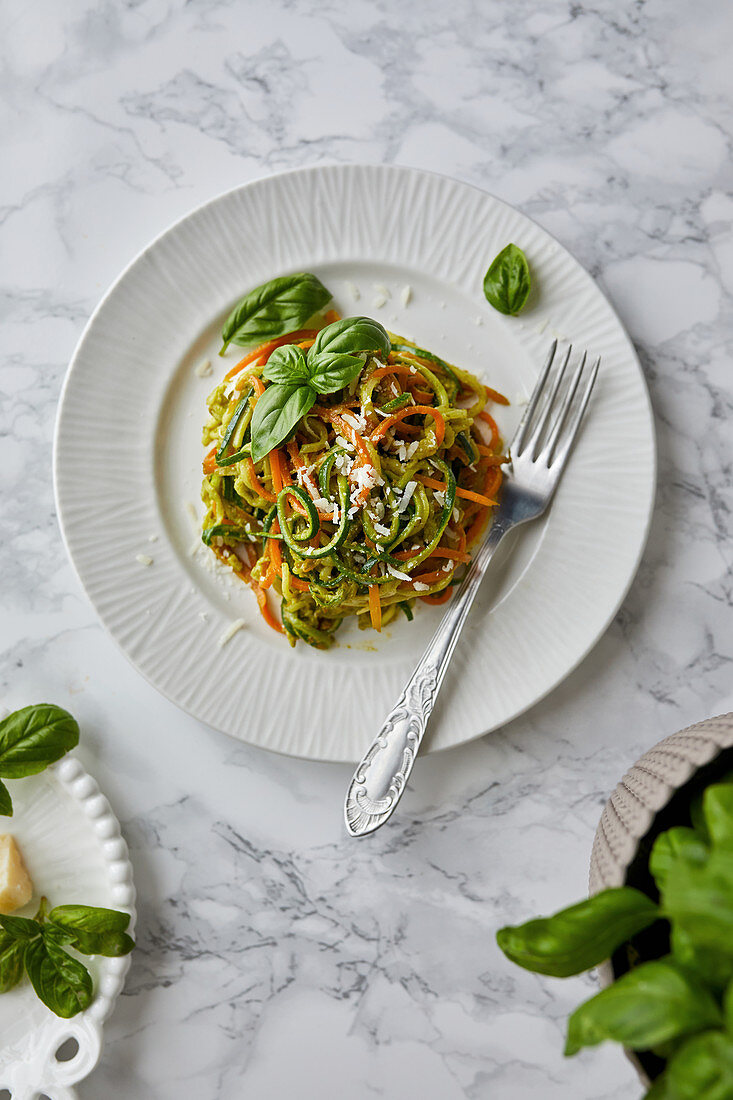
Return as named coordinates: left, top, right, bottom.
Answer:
left=218, top=619, right=247, bottom=647
left=195, top=358, right=213, bottom=378
left=372, top=293, right=387, bottom=309
left=413, top=582, right=429, bottom=592
left=0, top=836, right=33, bottom=914
left=400, top=285, right=412, bottom=306
left=135, top=554, right=153, bottom=567
left=387, top=565, right=412, bottom=582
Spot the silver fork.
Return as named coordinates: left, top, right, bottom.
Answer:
left=344, top=340, right=600, bottom=837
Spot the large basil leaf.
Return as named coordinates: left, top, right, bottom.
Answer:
left=307, top=353, right=366, bottom=394
left=0, top=704, right=79, bottom=779
left=650, top=827, right=708, bottom=892
left=250, top=382, right=316, bottom=463
left=703, top=785, right=733, bottom=847
left=25, top=937, right=93, bottom=1019
left=0, top=931, right=26, bottom=993
left=310, top=316, right=390, bottom=360
left=483, top=243, right=531, bottom=316
left=659, top=1031, right=733, bottom=1099
left=48, top=905, right=134, bottom=958
left=0, top=780, right=11, bottom=817
left=496, top=887, right=658, bottom=977
left=565, top=959, right=722, bottom=1056
left=662, top=849, right=733, bottom=956
left=220, top=273, right=331, bottom=353
left=262, top=344, right=310, bottom=386
left=725, top=981, right=733, bottom=1034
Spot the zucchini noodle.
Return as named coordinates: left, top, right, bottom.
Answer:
left=201, top=325, right=508, bottom=648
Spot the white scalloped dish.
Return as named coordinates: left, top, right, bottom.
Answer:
left=0, top=757, right=135, bottom=1100
left=54, top=164, right=656, bottom=761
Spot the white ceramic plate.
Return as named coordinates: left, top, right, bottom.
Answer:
left=54, top=165, right=655, bottom=763
left=0, top=756, right=135, bottom=1098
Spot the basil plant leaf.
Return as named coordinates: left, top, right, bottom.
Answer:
left=262, top=344, right=310, bottom=386
left=0, top=780, right=12, bottom=818
left=671, top=924, right=733, bottom=995
left=48, top=905, right=134, bottom=957
left=310, top=316, right=390, bottom=360
left=0, top=915, right=42, bottom=939
left=307, top=353, right=365, bottom=395
left=25, top=937, right=93, bottom=1019
left=725, top=981, right=733, bottom=1034
left=650, top=827, right=709, bottom=892
left=496, top=887, right=659, bottom=978
left=0, top=704, right=79, bottom=779
left=0, top=931, right=26, bottom=993
left=483, top=243, right=531, bottom=316
left=565, top=959, right=722, bottom=1057
left=662, top=849, right=733, bottom=957
left=703, top=784, right=733, bottom=848
left=250, top=383, right=317, bottom=463
left=660, top=1030, right=733, bottom=1099
left=220, top=273, right=331, bottom=353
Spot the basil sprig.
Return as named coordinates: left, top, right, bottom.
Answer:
left=0, top=899, right=134, bottom=1018
left=250, top=315, right=390, bottom=462
left=496, top=772, right=733, bottom=1095
left=483, top=243, right=531, bottom=316
left=0, top=704, right=79, bottom=817
left=220, top=273, right=331, bottom=355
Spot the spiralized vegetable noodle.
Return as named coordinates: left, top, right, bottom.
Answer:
left=201, top=322, right=508, bottom=648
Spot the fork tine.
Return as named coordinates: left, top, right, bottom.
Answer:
left=526, top=343, right=573, bottom=459
left=511, top=339, right=557, bottom=455
left=550, top=355, right=600, bottom=468
left=542, top=350, right=587, bottom=462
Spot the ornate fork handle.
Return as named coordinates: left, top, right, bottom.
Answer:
left=344, top=519, right=511, bottom=836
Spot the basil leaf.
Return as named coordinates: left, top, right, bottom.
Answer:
left=0, top=780, right=12, bottom=817
left=25, top=937, right=93, bottom=1019
left=644, top=1076, right=673, bottom=1100
left=307, top=353, right=365, bottom=395
left=0, top=704, right=79, bottom=779
left=0, top=915, right=42, bottom=939
left=662, top=849, right=733, bottom=957
left=703, top=784, right=733, bottom=847
left=48, top=905, right=134, bottom=957
left=725, top=981, right=733, bottom=1034
left=660, top=1030, right=733, bottom=1099
left=496, top=887, right=659, bottom=977
left=671, top=925, right=733, bottom=995
left=650, top=827, right=709, bottom=892
left=262, top=344, right=310, bottom=386
left=220, top=273, right=331, bottom=353
left=310, top=316, right=390, bottom=360
left=250, top=383, right=316, bottom=463
left=0, top=931, right=26, bottom=992
left=565, top=959, right=722, bottom=1057
left=483, top=243, right=531, bottom=316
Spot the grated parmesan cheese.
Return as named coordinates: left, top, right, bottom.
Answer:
left=373, top=283, right=390, bottom=298
left=397, top=481, right=417, bottom=513
left=372, top=294, right=387, bottom=309
left=218, top=619, right=247, bottom=647
left=413, top=582, right=429, bottom=592
left=387, top=565, right=412, bottom=582
left=135, top=554, right=153, bottom=567
left=400, top=285, right=412, bottom=306
left=346, top=280, right=360, bottom=301
left=195, top=358, right=213, bottom=378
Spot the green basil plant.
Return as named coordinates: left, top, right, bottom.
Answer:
left=496, top=771, right=733, bottom=1098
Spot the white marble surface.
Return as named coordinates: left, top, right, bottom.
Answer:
left=1, top=1, right=732, bottom=1096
